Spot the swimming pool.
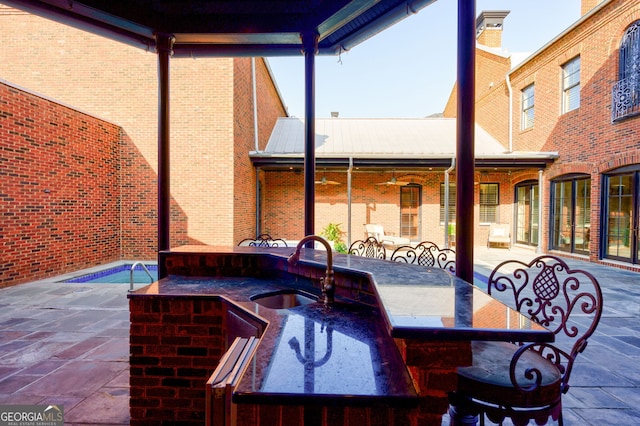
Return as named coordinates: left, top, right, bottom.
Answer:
left=63, top=264, right=158, bottom=284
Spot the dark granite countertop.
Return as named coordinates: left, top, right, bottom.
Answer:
left=132, top=245, right=552, bottom=404
left=131, top=274, right=418, bottom=404
left=160, top=245, right=551, bottom=341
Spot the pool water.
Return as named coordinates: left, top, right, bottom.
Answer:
left=64, top=264, right=158, bottom=284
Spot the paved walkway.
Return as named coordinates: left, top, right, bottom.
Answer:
left=0, top=247, right=639, bottom=425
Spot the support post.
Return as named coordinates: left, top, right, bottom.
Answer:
left=536, top=169, right=544, bottom=253
left=156, top=33, right=174, bottom=278
left=455, top=0, right=476, bottom=284
left=302, top=31, right=318, bottom=239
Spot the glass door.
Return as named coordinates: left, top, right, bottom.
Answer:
left=605, top=173, right=637, bottom=263
left=551, top=176, right=591, bottom=254
left=515, top=182, right=538, bottom=246
left=400, top=185, right=421, bottom=241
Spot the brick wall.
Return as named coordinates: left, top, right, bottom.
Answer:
left=0, top=81, right=122, bottom=286
left=129, top=295, right=227, bottom=426
left=262, top=169, right=514, bottom=248
left=233, top=58, right=288, bottom=244
left=0, top=7, right=287, bottom=283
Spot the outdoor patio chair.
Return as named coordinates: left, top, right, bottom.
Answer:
left=390, top=241, right=455, bottom=273
left=487, top=223, right=511, bottom=249
left=348, top=236, right=386, bottom=259
left=448, top=255, right=603, bottom=426
left=364, top=224, right=410, bottom=248
left=238, top=234, right=288, bottom=247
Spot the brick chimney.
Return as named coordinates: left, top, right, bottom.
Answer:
left=581, top=0, right=605, bottom=15
left=476, top=10, right=510, bottom=48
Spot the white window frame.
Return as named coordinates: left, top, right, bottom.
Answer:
left=521, top=84, right=535, bottom=129
left=562, top=56, right=581, bottom=113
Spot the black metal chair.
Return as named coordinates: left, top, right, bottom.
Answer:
left=348, top=236, right=386, bottom=259
left=390, top=241, right=455, bottom=273
left=237, top=234, right=288, bottom=247
left=449, top=255, right=603, bottom=426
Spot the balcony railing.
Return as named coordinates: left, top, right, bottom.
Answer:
left=612, top=74, right=640, bottom=122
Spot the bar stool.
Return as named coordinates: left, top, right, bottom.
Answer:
left=448, top=255, right=603, bottom=426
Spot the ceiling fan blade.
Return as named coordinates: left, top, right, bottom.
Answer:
left=315, top=179, right=340, bottom=185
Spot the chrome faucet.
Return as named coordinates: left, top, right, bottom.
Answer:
left=288, top=235, right=335, bottom=306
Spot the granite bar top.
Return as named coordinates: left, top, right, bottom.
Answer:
left=158, top=245, right=552, bottom=342
left=131, top=274, right=418, bottom=404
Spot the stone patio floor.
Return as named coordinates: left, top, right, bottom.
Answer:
left=1, top=246, right=639, bottom=425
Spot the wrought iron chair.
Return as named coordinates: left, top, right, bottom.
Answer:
left=348, top=236, right=386, bottom=259
left=449, top=255, right=603, bottom=426
left=390, top=241, right=455, bottom=273
left=237, top=234, right=288, bottom=247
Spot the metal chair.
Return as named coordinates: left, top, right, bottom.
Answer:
left=237, top=234, right=288, bottom=247
left=390, top=241, right=455, bottom=273
left=348, top=236, right=386, bottom=259
left=449, top=255, right=603, bottom=426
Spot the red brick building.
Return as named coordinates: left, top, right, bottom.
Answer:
left=0, top=5, right=287, bottom=286
left=256, top=0, right=640, bottom=270
left=449, top=0, right=640, bottom=268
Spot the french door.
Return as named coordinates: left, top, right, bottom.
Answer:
left=551, top=177, right=591, bottom=254
left=400, top=184, right=421, bottom=241
left=515, top=182, right=539, bottom=246
left=604, top=171, right=640, bottom=264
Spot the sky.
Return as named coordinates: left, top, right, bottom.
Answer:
left=267, top=0, right=582, bottom=119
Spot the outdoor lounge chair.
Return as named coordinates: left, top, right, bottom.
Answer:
left=487, top=223, right=511, bottom=249
left=364, top=224, right=410, bottom=248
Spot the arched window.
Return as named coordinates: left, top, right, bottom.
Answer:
left=619, top=21, right=640, bottom=81
left=612, top=21, right=640, bottom=121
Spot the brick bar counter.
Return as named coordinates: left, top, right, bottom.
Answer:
left=128, top=245, right=552, bottom=426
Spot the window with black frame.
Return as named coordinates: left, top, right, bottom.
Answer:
left=479, top=183, right=499, bottom=224
left=440, top=183, right=456, bottom=224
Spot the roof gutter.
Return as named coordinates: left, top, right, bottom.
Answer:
left=249, top=153, right=558, bottom=169
left=508, top=0, right=612, bottom=75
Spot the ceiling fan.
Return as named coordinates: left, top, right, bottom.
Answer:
left=376, top=170, right=410, bottom=186
left=315, top=170, right=340, bottom=185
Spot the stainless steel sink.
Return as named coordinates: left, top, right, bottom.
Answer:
left=250, top=289, right=317, bottom=309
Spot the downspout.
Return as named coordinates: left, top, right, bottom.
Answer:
left=444, top=158, right=455, bottom=249
left=506, top=72, right=513, bottom=153
left=252, top=58, right=259, bottom=152
left=252, top=58, right=261, bottom=234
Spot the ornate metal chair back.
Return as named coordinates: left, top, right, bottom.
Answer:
left=238, top=234, right=288, bottom=247
left=390, top=241, right=455, bottom=273
left=487, top=255, right=603, bottom=393
left=348, top=237, right=386, bottom=259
